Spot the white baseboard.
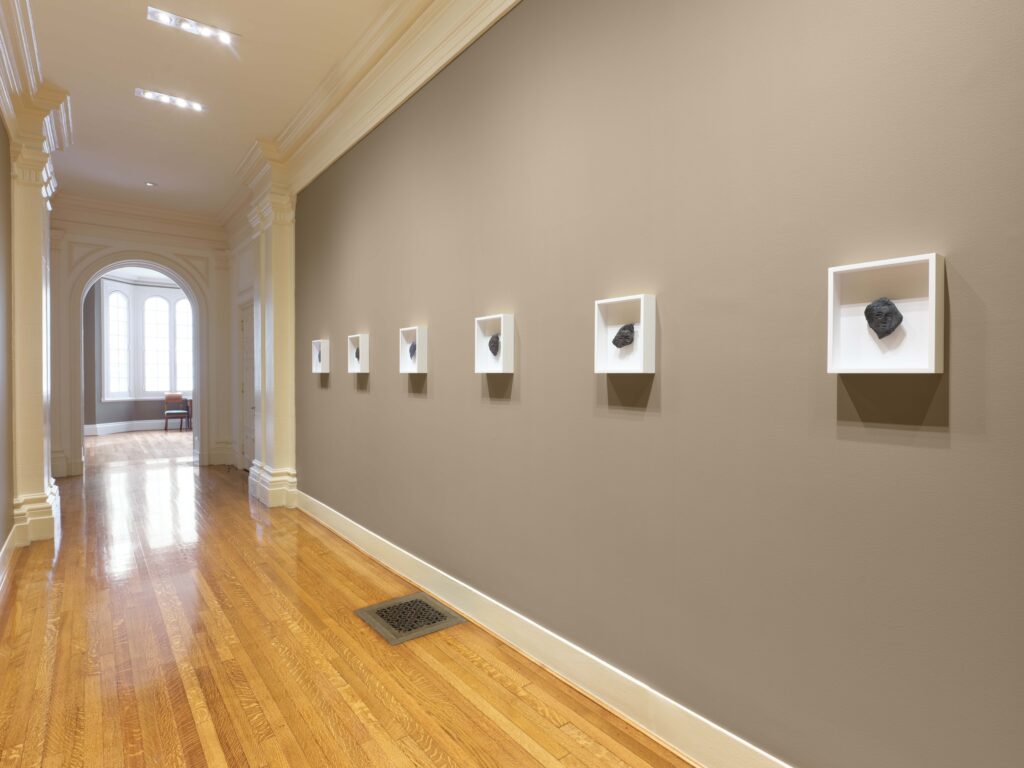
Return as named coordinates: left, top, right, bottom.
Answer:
left=0, top=526, right=17, bottom=599
left=250, top=461, right=297, bottom=508
left=11, top=482, right=59, bottom=545
left=296, top=490, right=793, bottom=768
left=207, top=442, right=237, bottom=467
left=51, top=450, right=69, bottom=478
left=84, top=419, right=171, bottom=436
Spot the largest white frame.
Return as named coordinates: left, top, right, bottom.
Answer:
left=827, top=253, right=944, bottom=374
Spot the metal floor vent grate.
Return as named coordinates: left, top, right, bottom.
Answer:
left=356, top=592, right=465, bottom=645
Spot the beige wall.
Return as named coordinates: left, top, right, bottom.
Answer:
left=0, top=114, right=10, bottom=545
left=294, top=2, right=1024, bottom=767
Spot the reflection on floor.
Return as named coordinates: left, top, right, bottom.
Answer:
left=85, top=429, right=193, bottom=465
left=0, top=439, right=692, bottom=766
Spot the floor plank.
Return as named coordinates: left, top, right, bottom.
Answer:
left=0, top=432, right=694, bottom=767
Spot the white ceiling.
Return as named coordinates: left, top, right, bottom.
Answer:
left=32, top=0, right=393, bottom=216
left=104, top=266, right=178, bottom=285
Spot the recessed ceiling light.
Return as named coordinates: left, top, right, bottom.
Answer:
left=145, top=181, right=158, bottom=187
left=135, top=87, right=204, bottom=112
left=147, top=6, right=235, bottom=46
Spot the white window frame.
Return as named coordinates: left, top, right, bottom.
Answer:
left=104, top=289, right=130, bottom=397
left=174, top=298, right=194, bottom=393
left=100, top=277, right=194, bottom=401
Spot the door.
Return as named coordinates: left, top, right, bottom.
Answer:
left=239, top=302, right=255, bottom=469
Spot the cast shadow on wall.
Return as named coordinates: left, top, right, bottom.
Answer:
left=599, top=374, right=659, bottom=412
left=481, top=323, right=520, bottom=403
left=837, top=282, right=951, bottom=432
left=595, top=311, right=661, bottom=414
left=318, top=373, right=330, bottom=389
left=483, top=373, right=515, bottom=401
left=408, top=373, right=428, bottom=397
left=355, top=373, right=369, bottom=392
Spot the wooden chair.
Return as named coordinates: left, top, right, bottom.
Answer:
left=163, top=393, right=190, bottom=431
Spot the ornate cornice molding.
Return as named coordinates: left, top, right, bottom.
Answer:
left=234, top=140, right=296, bottom=236
left=0, top=0, right=42, bottom=120
left=274, top=0, right=433, bottom=158
left=51, top=193, right=229, bottom=252
left=221, top=0, right=520, bottom=243
left=285, top=0, right=520, bottom=192
left=0, top=0, right=72, bottom=209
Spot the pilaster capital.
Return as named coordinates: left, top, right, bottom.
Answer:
left=239, top=140, right=296, bottom=234
left=10, top=142, right=48, bottom=182
left=8, top=82, right=71, bottom=203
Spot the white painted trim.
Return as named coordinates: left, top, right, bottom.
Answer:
left=285, top=0, right=521, bottom=194
left=221, top=0, right=522, bottom=234
left=11, top=482, right=58, bottom=546
left=296, top=490, right=795, bottom=768
left=52, top=194, right=227, bottom=251
left=0, top=0, right=73, bottom=151
left=250, top=462, right=297, bottom=508
left=83, top=419, right=172, bottom=436
left=50, top=449, right=69, bottom=478
left=0, top=526, right=18, bottom=599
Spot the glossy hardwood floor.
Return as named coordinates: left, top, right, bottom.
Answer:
left=0, top=432, right=692, bottom=767
left=84, top=429, right=194, bottom=464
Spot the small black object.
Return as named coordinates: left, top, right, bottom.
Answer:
left=355, top=346, right=360, bottom=361
left=489, top=333, right=500, bottom=356
left=864, top=298, right=904, bottom=339
left=409, top=341, right=417, bottom=359
left=612, top=323, right=635, bottom=349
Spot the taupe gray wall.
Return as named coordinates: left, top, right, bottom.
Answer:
left=0, top=115, right=11, bottom=546
left=294, top=2, right=1024, bottom=767
left=83, top=284, right=166, bottom=425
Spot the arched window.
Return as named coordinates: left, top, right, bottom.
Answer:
left=143, top=296, right=170, bottom=392
left=175, top=299, right=193, bottom=392
left=106, top=291, right=130, bottom=395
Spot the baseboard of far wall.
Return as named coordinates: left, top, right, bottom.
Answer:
left=84, top=419, right=170, bottom=436
left=296, top=490, right=795, bottom=768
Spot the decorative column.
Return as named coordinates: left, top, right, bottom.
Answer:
left=244, top=143, right=297, bottom=507
left=9, top=84, right=71, bottom=544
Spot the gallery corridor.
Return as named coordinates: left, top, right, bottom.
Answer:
left=0, top=459, right=688, bottom=767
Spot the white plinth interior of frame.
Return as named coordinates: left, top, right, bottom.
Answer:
left=828, top=254, right=943, bottom=374
left=475, top=314, right=514, bottom=374
left=312, top=339, right=330, bottom=374
left=348, top=334, right=370, bottom=373
left=399, top=326, right=427, bottom=374
left=595, top=294, right=655, bottom=374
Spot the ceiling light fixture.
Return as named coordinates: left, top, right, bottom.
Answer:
left=145, top=181, right=158, bottom=187
left=146, top=6, right=235, bottom=46
left=135, top=87, right=203, bottom=112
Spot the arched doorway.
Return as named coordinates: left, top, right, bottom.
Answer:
left=80, top=264, right=198, bottom=465
left=61, top=252, right=211, bottom=475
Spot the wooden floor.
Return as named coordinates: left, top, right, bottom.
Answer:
left=0, top=432, right=691, bottom=767
left=85, top=429, right=194, bottom=464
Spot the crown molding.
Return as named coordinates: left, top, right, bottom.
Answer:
left=0, top=0, right=71, bottom=148
left=52, top=193, right=228, bottom=251
left=0, top=0, right=43, bottom=120
left=286, top=0, right=520, bottom=192
left=221, top=0, right=520, bottom=236
left=274, top=0, right=433, bottom=159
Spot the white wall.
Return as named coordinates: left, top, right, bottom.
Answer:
left=50, top=195, right=235, bottom=475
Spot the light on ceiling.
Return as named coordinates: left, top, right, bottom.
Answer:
left=146, top=6, right=235, bottom=46
left=135, top=88, right=204, bottom=113
left=145, top=181, right=158, bottom=187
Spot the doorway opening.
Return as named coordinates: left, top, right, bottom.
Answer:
left=81, top=264, right=198, bottom=468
